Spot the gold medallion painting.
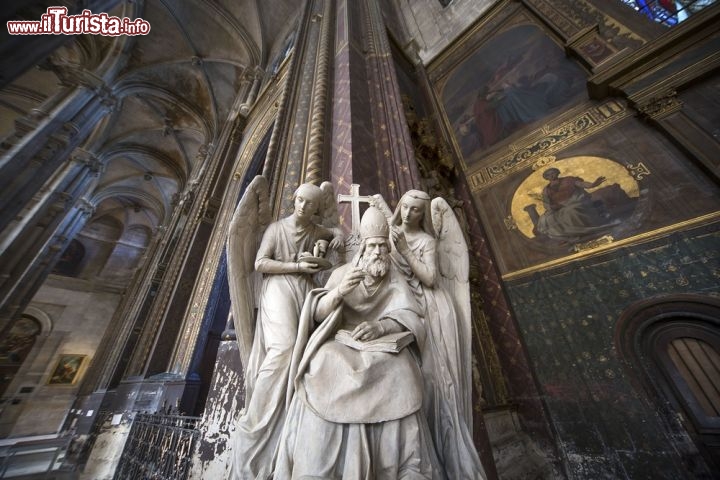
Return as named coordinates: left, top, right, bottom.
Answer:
left=511, top=156, right=641, bottom=245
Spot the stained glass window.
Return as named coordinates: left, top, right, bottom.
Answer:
left=619, top=0, right=716, bottom=26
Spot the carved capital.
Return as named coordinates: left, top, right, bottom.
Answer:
left=77, top=198, right=96, bottom=216
left=72, top=148, right=104, bottom=175
left=252, top=66, right=265, bottom=80
left=95, top=84, right=118, bottom=111
left=196, top=143, right=214, bottom=161
left=635, top=91, right=683, bottom=120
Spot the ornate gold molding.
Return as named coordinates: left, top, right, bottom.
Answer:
left=634, top=90, right=683, bottom=120
left=502, top=212, right=720, bottom=280
left=524, top=0, right=645, bottom=49
left=573, top=234, right=614, bottom=253
left=467, top=99, right=629, bottom=192
left=626, top=162, right=651, bottom=181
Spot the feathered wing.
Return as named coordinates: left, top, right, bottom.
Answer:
left=227, top=175, right=271, bottom=372
left=319, top=181, right=340, bottom=231
left=431, top=196, right=473, bottom=425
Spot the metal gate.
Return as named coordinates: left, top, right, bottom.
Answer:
left=113, top=413, right=201, bottom=480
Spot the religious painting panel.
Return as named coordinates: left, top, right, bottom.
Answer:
left=47, top=354, right=87, bottom=386
left=0, top=316, right=41, bottom=396
left=468, top=115, right=720, bottom=277
left=431, top=10, right=588, bottom=167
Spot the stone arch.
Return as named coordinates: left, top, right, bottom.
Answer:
left=615, top=294, right=720, bottom=475
left=21, top=306, right=53, bottom=335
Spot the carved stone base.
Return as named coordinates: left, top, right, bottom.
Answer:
left=188, top=338, right=244, bottom=480
left=79, top=413, right=133, bottom=480
left=484, top=406, right=559, bottom=479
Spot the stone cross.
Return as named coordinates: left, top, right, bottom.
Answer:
left=337, top=184, right=373, bottom=233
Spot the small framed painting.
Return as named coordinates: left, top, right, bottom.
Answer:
left=47, top=354, right=87, bottom=385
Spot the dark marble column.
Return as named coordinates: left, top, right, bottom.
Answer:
left=330, top=0, right=421, bottom=232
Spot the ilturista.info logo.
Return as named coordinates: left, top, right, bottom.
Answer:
left=7, top=7, right=151, bottom=36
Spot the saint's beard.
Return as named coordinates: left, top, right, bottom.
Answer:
left=361, top=254, right=390, bottom=278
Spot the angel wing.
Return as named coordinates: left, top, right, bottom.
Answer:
left=431, top=196, right=473, bottom=424
left=319, top=181, right=340, bottom=230
left=227, top=175, right=271, bottom=372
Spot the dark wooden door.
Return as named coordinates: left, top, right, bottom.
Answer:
left=651, top=321, right=720, bottom=472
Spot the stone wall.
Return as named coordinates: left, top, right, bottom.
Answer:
left=0, top=277, right=121, bottom=437
left=505, top=226, right=719, bottom=478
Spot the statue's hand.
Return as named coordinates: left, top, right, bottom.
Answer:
left=338, top=266, right=364, bottom=296
left=329, top=235, right=343, bottom=250
left=298, top=261, right=320, bottom=273
left=351, top=320, right=384, bottom=342
left=391, top=226, right=410, bottom=255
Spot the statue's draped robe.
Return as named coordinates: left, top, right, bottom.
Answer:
left=275, top=264, right=444, bottom=479
left=392, top=233, right=486, bottom=479
left=231, top=217, right=327, bottom=480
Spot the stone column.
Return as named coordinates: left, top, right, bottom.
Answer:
left=330, top=0, right=421, bottom=231
left=165, top=115, right=246, bottom=393
left=0, top=140, right=107, bottom=331
left=0, top=81, right=113, bottom=233
left=238, top=68, right=264, bottom=117
left=113, top=123, right=241, bottom=416
left=264, top=0, right=333, bottom=214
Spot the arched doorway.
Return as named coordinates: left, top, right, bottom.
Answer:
left=616, top=295, right=720, bottom=475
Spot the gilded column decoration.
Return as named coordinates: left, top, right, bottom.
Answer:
left=304, top=1, right=334, bottom=185
left=263, top=66, right=293, bottom=180
left=170, top=92, right=281, bottom=377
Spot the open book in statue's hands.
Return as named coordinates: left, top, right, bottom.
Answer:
left=334, top=329, right=414, bottom=353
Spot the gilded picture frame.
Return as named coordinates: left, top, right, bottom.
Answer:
left=47, top=354, right=87, bottom=386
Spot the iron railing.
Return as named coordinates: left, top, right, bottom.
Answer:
left=113, top=413, right=201, bottom=480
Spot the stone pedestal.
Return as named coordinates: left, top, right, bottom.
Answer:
left=484, top=406, right=559, bottom=479
left=188, top=336, right=244, bottom=480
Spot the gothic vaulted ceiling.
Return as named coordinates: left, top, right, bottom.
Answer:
left=0, top=0, right=301, bottom=283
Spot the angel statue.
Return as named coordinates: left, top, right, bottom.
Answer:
left=226, top=176, right=342, bottom=480
left=372, top=189, right=486, bottom=479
